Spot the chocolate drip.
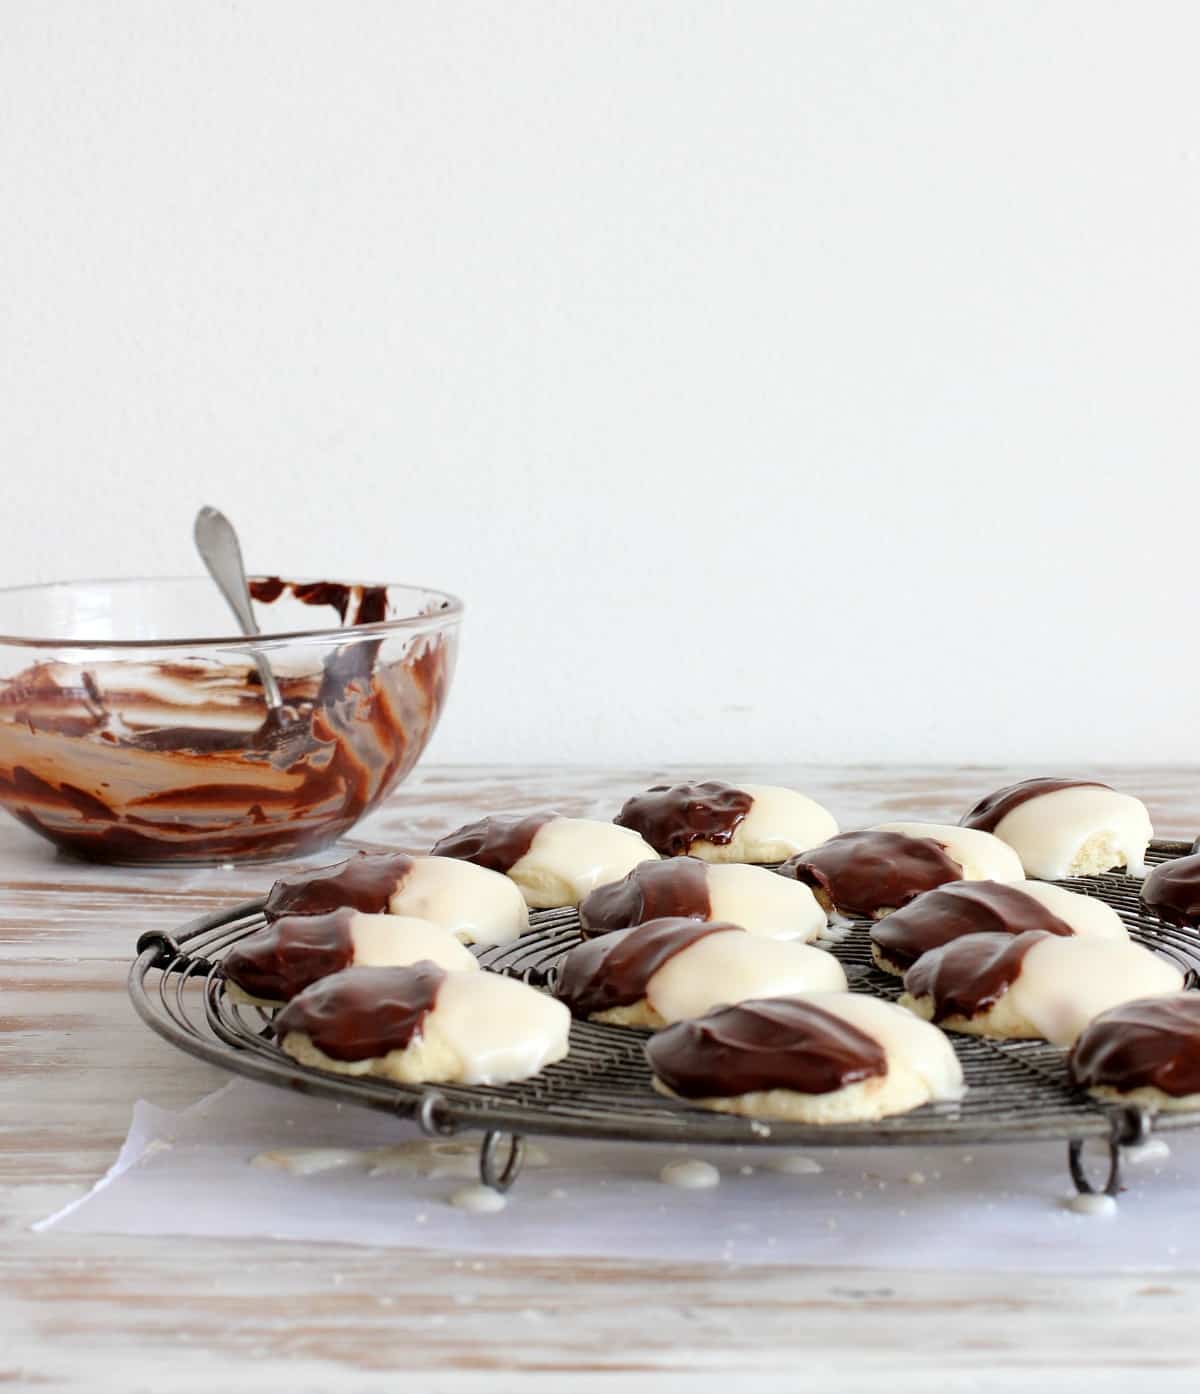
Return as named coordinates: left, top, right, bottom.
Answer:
left=248, top=576, right=287, bottom=604
left=223, top=908, right=357, bottom=1001
left=903, top=930, right=1049, bottom=1023
left=274, top=962, right=446, bottom=1062
left=293, top=582, right=352, bottom=623
left=872, top=881, right=1074, bottom=972
left=614, top=781, right=753, bottom=857
left=777, top=830, right=962, bottom=918
left=556, top=917, right=737, bottom=1018
left=646, top=998, right=888, bottom=1099
left=1142, top=854, right=1200, bottom=929
left=265, top=850, right=414, bottom=919
left=578, top=857, right=712, bottom=938
left=353, top=586, right=389, bottom=626
left=959, top=777, right=1108, bottom=834
left=430, top=812, right=555, bottom=874
left=1069, top=994, right=1200, bottom=1098
left=248, top=577, right=390, bottom=627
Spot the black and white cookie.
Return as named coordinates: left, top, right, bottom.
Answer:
left=646, top=992, right=964, bottom=1123
left=870, top=880, right=1128, bottom=977
left=900, top=932, right=1181, bottom=1045
left=870, top=822, right=1024, bottom=881
left=275, top=963, right=571, bottom=1085
left=224, top=909, right=478, bottom=1006
left=431, top=813, right=658, bottom=908
left=1069, top=994, right=1200, bottom=1112
left=776, top=824, right=1020, bottom=921
left=959, top=778, right=1152, bottom=879
left=614, top=781, right=838, bottom=863
left=555, top=917, right=846, bottom=1028
left=577, top=856, right=826, bottom=942
left=264, top=849, right=529, bottom=946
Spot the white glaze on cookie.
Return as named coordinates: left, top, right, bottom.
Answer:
left=509, top=818, right=659, bottom=907
left=644, top=931, right=847, bottom=1024
left=422, top=972, right=572, bottom=1083
left=872, top=822, right=1024, bottom=882
left=705, top=862, right=828, bottom=940
left=985, top=786, right=1152, bottom=878
left=280, top=967, right=571, bottom=1086
left=809, top=992, right=966, bottom=1103
left=904, top=935, right=1181, bottom=1045
left=387, top=857, right=530, bottom=944
left=1008, top=881, right=1128, bottom=940
left=1016, top=937, right=1182, bottom=1045
left=348, top=914, right=480, bottom=971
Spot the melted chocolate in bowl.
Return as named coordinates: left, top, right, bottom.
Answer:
left=0, top=577, right=460, bottom=863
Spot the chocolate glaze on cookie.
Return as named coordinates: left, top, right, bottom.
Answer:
left=265, top=850, right=415, bottom=919
left=555, top=917, right=735, bottom=1018
left=1142, top=855, right=1200, bottom=928
left=578, top=857, right=712, bottom=938
left=224, top=908, right=358, bottom=1001
left=777, top=830, right=962, bottom=918
left=903, top=930, right=1050, bottom=1023
left=614, top=781, right=753, bottom=857
left=872, top=881, right=1074, bottom=972
left=1069, top=994, right=1200, bottom=1098
left=430, top=812, right=555, bottom=873
left=959, top=778, right=1108, bottom=834
left=274, top=962, right=446, bottom=1062
left=646, top=998, right=888, bottom=1099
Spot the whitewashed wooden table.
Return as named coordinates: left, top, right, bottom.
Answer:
left=6, top=764, right=1200, bottom=1392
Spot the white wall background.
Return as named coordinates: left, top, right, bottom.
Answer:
left=2, top=1, right=1198, bottom=766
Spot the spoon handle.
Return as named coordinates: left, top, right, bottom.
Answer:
left=193, top=506, right=285, bottom=712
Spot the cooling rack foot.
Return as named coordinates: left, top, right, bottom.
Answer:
left=1068, top=1108, right=1152, bottom=1197
left=1068, top=1138, right=1121, bottom=1197
left=479, top=1130, right=525, bottom=1192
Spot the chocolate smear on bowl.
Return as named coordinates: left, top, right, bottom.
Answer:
left=0, top=579, right=452, bottom=863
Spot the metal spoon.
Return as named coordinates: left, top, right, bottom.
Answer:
left=193, top=505, right=285, bottom=714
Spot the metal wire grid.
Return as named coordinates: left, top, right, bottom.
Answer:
left=129, top=839, right=1200, bottom=1157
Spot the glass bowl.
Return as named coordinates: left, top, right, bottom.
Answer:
left=0, top=576, right=462, bottom=864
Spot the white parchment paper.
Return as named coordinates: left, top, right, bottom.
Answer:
left=35, top=1079, right=1200, bottom=1270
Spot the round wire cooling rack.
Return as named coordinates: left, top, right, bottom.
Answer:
left=129, top=838, right=1200, bottom=1198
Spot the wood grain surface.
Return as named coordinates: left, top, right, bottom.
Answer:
left=5, top=764, right=1200, bottom=1392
